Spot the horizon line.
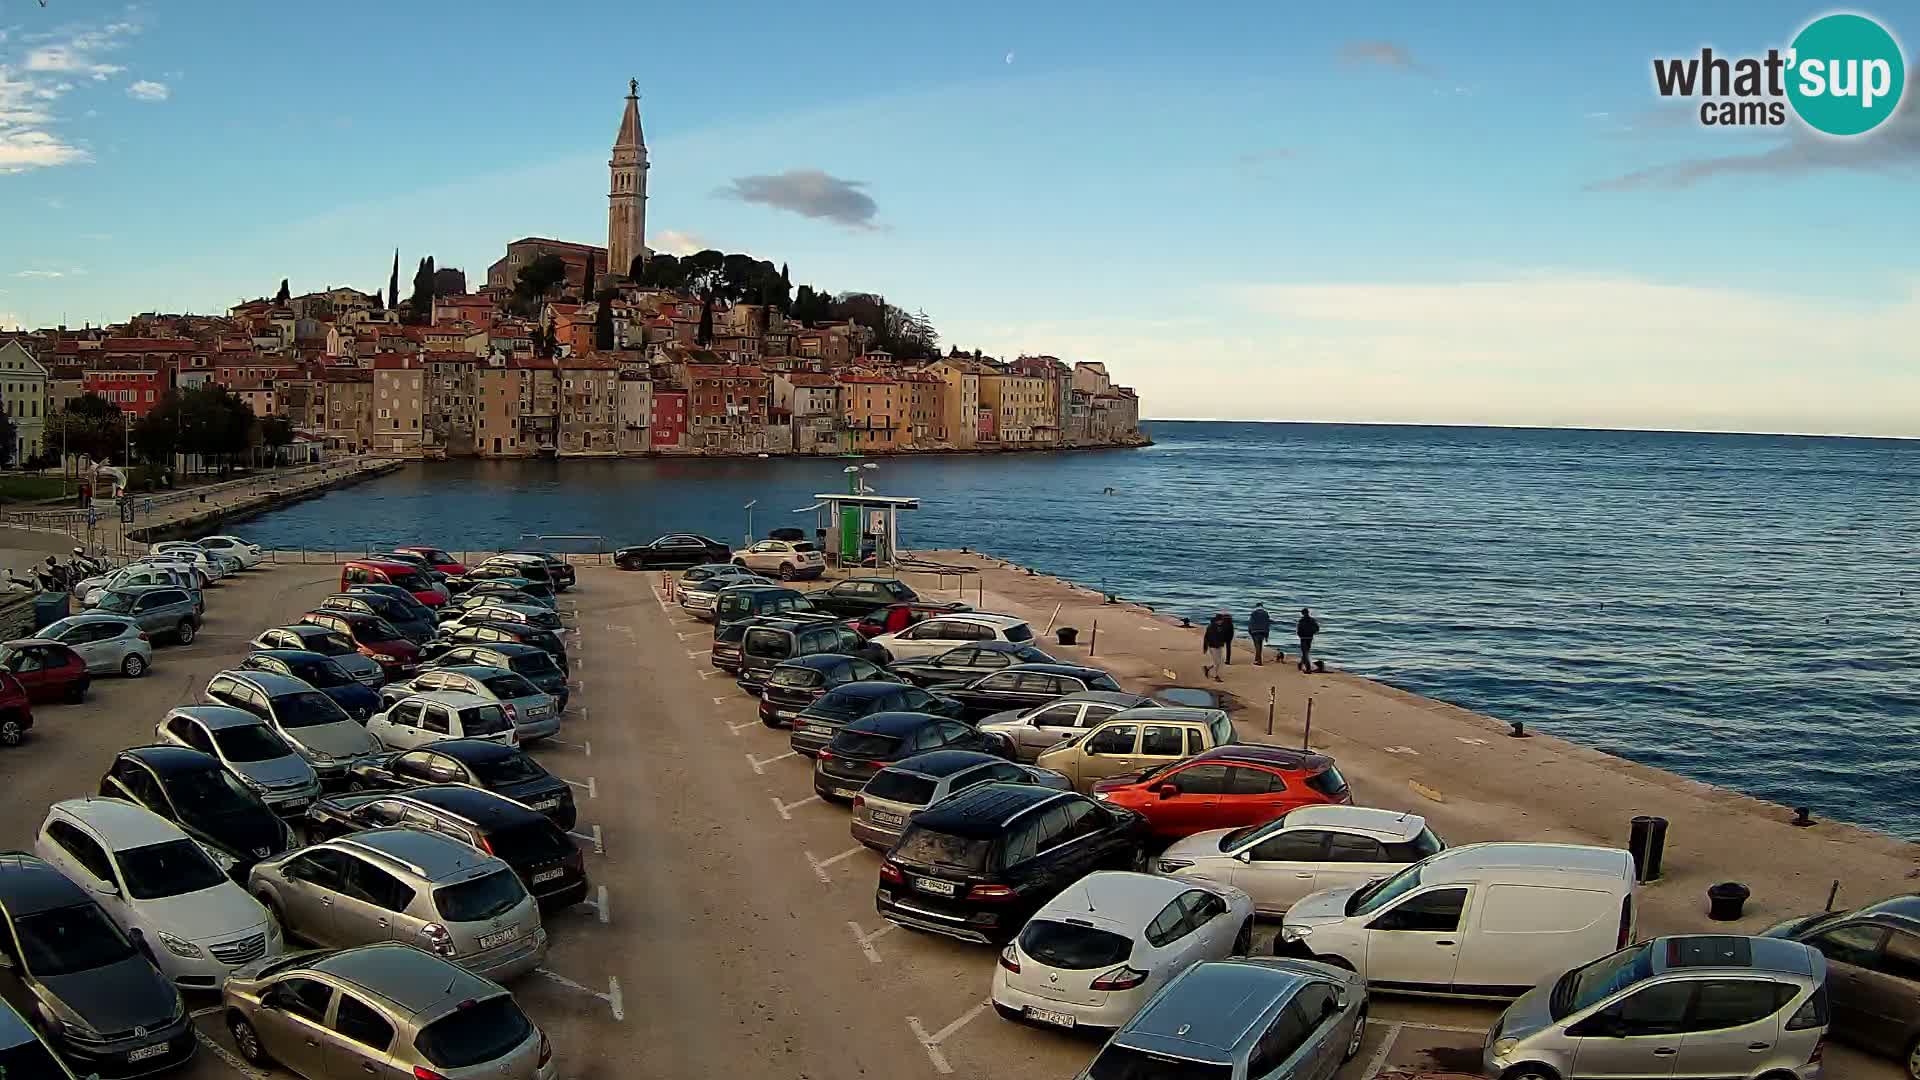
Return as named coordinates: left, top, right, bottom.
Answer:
left=1140, top=418, right=1920, bottom=442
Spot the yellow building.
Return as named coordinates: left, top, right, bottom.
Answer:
left=978, top=371, right=1049, bottom=445
left=840, top=374, right=905, bottom=451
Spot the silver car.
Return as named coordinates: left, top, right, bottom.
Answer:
left=1077, top=957, right=1366, bottom=1079
left=38, top=612, right=154, bottom=677
left=1487, top=935, right=1829, bottom=1080
left=851, top=750, right=1069, bottom=849
left=380, top=665, right=561, bottom=741
left=91, top=585, right=202, bottom=645
left=443, top=602, right=564, bottom=633
left=679, top=567, right=772, bottom=618
left=203, top=670, right=383, bottom=785
left=223, top=943, right=557, bottom=1079
left=978, top=690, right=1160, bottom=763
left=155, top=705, right=323, bottom=817
left=252, top=625, right=385, bottom=687
left=248, top=828, right=547, bottom=983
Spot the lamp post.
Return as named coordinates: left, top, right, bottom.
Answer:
left=743, top=499, right=757, bottom=547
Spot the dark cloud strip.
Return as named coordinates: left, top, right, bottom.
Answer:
left=1586, top=105, right=1920, bottom=191
left=714, top=169, right=879, bottom=229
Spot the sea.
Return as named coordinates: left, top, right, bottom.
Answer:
left=238, top=422, right=1920, bottom=839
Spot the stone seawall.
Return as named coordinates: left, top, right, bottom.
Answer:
left=128, top=460, right=404, bottom=544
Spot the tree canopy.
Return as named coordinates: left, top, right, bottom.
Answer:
left=510, top=255, right=569, bottom=317
left=46, top=393, right=124, bottom=464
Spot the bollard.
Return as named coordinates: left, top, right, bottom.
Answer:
left=1302, top=697, right=1313, bottom=750
left=1088, top=619, right=1098, bottom=656
left=1824, top=880, right=1840, bottom=912
left=1055, top=627, right=1078, bottom=647
left=1508, top=720, right=1530, bottom=738
left=1627, top=816, right=1667, bottom=883
left=1707, top=882, right=1750, bottom=921
left=1265, top=688, right=1275, bottom=736
left=1791, top=807, right=1815, bottom=827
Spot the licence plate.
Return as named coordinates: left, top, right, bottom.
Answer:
left=532, top=798, right=561, bottom=811
left=127, top=1043, right=169, bottom=1063
left=479, top=927, right=520, bottom=950
left=532, top=868, right=565, bottom=884
left=913, top=877, right=957, bottom=896
left=1024, top=1006, right=1076, bottom=1029
left=278, top=798, right=311, bottom=811
left=869, top=810, right=903, bottom=827
left=833, top=787, right=860, bottom=800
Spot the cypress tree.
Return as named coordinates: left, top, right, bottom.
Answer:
left=388, top=249, right=400, bottom=309
left=275, top=279, right=289, bottom=304
left=594, top=297, right=615, bottom=351
left=697, top=290, right=713, bottom=347
left=583, top=252, right=597, bottom=302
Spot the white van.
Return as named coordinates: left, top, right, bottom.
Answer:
left=1274, top=842, right=1636, bottom=999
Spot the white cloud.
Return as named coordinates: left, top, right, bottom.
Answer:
left=0, top=312, right=25, bottom=332
left=126, top=79, right=167, bottom=101
left=12, top=270, right=65, bottom=278
left=0, top=16, right=142, bottom=174
left=650, top=229, right=708, bottom=256
left=25, top=46, right=123, bottom=79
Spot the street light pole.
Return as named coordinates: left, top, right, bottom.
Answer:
left=743, top=499, right=757, bottom=547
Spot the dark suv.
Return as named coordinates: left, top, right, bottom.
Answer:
left=877, top=783, right=1147, bottom=944
left=714, top=585, right=817, bottom=630
left=320, top=592, right=436, bottom=644
left=803, top=577, right=920, bottom=619
left=337, top=739, right=576, bottom=829
left=425, top=621, right=569, bottom=673
left=760, top=655, right=898, bottom=728
left=97, top=745, right=295, bottom=879
left=813, top=712, right=1014, bottom=802
left=942, top=662, right=1125, bottom=720
left=737, top=618, right=886, bottom=693
left=790, top=681, right=965, bottom=756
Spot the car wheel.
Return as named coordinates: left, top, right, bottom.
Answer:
left=64, top=679, right=86, bottom=704
left=1344, top=1005, right=1367, bottom=1061
left=1501, top=1067, right=1559, bottom=1080
left=732, top=558, right=748, bottom=569
left=0, top=717, right=20, bottom=747
left=230, top=1014, right=272, bottom=1066
left=121, top=653, right=147, bottom=677
left=1232, top=917, right=1253, bottom=956
left=778, top=563, right=795, bottom=580
left=175, top=620, right=196, bottom=645
left=1905, top=1039, right=1920, bottom=1080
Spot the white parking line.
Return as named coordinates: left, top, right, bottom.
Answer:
left=534, top=968, right=625, bottom=1022
left=771, top=794, right=822, bottom=820
left=1456, top=737, right=1489, bottom=746
left=561, top=777, right=597, bottom=798
left=568, top=825, right=605, bottom=854
left=603, top=623, right=631, bottom=633
left=698, top=669, right=725, bottom=680
left=906, top=1000, right=989, bottom=1075
left=805, top=845, right=866, bottom=884
left=747, top=750, right=797, bottom=774
left=686, top=649, right=706, bottom=659
left=1368, top=1019, right=1486, bottom=1036
left=546, top=738, right=592, bottom=755
left=1382, top=745, right=1419, bottom=755
left=1363, top=1021, right=1402, bottom=1079
left=678, top=631, right=703, bottom=641
left=712, top=696, right=732, bottom=706
left=728, top=718, right=761, bottom=736
left=846, top=919, right=898, bottom=964
left=579, top=884, right=610, bottom=924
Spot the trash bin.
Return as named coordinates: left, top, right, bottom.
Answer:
left=1055, top=627, right=1078, bottom=646
left=1707, top=882, right=1750, bottom=921
left=32, top=591, right=69, bottom=631
left=1628, top=815, right=1668, bottom=883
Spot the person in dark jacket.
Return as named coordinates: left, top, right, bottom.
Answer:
left=1247, top=603, right=1272, bottom=665
left=1201, top=611, right=1232, bottom=681
left=1296, top=608, right=1321, bottom=672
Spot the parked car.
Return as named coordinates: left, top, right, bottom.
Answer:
left=93, top=585, right=200, bottom=645
left=303, top=785, right=588, bottom=911
left=348, top=581, right=442, bottom=623
left=250, top=625, right=385, bottom=686
left=1762, top=892, right=1920, bottom=1069
left=1074, top=957, right=1367, bottom=1079
left=1038, top=707, right=1238, bottom=792
left=340, top=559, right=449, bottom=607
left=423, top=643, right=569, bottom=712
left=78, top=563, right=201, bottom=610
left=942, top=662, right=1124, bottom=721
left=888, top=640, right=1063, bottom=689
left=850, top=600, right=977, bottom=640
left=442, top=601, right=564, bottom=633
left=320, top=591, right=437, bottom=644
left=438, top=590, right=547, bottom=624
left=503, top=550, right=575, bottom=591
left=381, top=665, right=561, bottom=741
left=0, top=671, right=27, bottom=747
left=877, top=783, right=1148, bottom=945
left=221, top=943, right=555, bottom=1079
left=154, top=705, right=322, bottom=817
left=425, top=621, right=569, bottom=673
left=737, top=617, right=885, bottom=693
left=677, top=564, right=767, bottom=617
left=472, top=556, right=554, bottom=591
left=463, top=577, right=558, bottom=608
left=814, top=712, right=1014, bottom=803
left=1093, top=745, right=1353, bottom=840
left=0, top=639, right=89, bottom=704
left=341, top=740, right=576, bottom=830
left=195, top=533, right=264, bottom=568
left=759, top=654, right=899, bottom=728
left=393, top=544, right=467, bottom=575
left=714, top=584, right=820, bottom=629
left=1486, top=935, right=1829, bottom=1080
left=993, top=871, right=1256, bottom=1032
left=241, top=649, right=383, bottom=720
left=378, top=549, right=449, bottom=585
left=298, top=610, right=420, bottom=680
left=790, top=681, right=965, bottom=756
left=141, top=545, right=227, bottom=582
left=1158, top=805, right=1444, bottom=917
left=852, top=750, right=1069, bottom=850
left=804, top=577, right=922, bottom=618
left=368, top=690, right=516, bottom=751
left=868, top=613, right=1038, bottom=663
left=34, top=797, right=281, bottom=990
left=614, top=533, right=732, bottom=570
left=711, top=620, right=750, bottom=673
left=1277, top=842, right=1639, bottom=999
left=202, top=669, right=384, bottom=786
left=978, top=691, right=1159, bottom=762
left=98, top=746, right=296, bottom=879
left=38, top=612, right=152, bottom=678
left=0, top=852, right=193, bottom=1075
left=731, top=539, right=826, bottom=580
left=0, top=996, right=81, bottom=1079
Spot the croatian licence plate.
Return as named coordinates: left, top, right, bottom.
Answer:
left=913, top=877, right=957, bottom=896
left=1024, top=1007, right=1076, bottom=1029
left=127, top=1043, right=169, bottom=1063
left=869, top=811, right=903, bottom=828
left=834, top=787, right=860, bottom=800
left=278, top=798, right=310, bottom=811
left=479, top=927, right=520, bottom=949
left=532, top=798, right=561, bottom=811
left=532, top=868, right=565, bottom=884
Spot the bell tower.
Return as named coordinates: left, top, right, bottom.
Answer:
left=608, top=79, right=649, bottom=280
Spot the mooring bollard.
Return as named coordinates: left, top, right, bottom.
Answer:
left=1791, top=807, right=1816, bottom=827
left=1707, top=882, right=1750, bottom=921
left=1508, top=720, right=1529, bottom=738
left=1628, top=816, right=1667, bottom=883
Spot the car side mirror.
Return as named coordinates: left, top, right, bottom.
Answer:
left=94, top=881, right=120, bottom=899
left=0, top=952, right=14, bottom=970
left=1234, top=850, right=1253, bottom=863
left=1155, top=783, right=1181, bottom=799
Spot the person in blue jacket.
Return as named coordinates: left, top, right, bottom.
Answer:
left=1247, top=603, right=1272, bottom=665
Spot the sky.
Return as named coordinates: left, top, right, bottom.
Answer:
left=1, top=0, right=1916, bottom=437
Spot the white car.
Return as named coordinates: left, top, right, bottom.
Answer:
left=193, top=535, right=264, bottom=569
left=992, top=870, right=1254, bottom=1032
left=79, top=564, right=198, bottom=607
left=731, top=539, right=826, bottom=580
left=140, top=547, right=226, bottom=581
left=1156, top=806, right=1446, bottom=918
left=367, top=690, right=518, bottom=750
left=869, top=613, right=1038, bottom=662
left=34, top=797, right=281, bottom=990
left=37, top=612, right=154, bottom=677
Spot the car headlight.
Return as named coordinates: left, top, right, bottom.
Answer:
left=1279, top=924, right=1313, bottom=943
left=1091, top=791, right=1111, bottom=801
left=57, top=1017, right=106, bottom=1043
left=198, top=843, right=239, bottom=872
left=156, top=931, right=204, bottom=959
left=1491, top=1037, right=1519, bottom=1060
left=1156, top=858, right=1194, bottom=873
left=371, top=653, right=398, bottom=663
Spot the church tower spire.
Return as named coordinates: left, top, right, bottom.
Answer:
left=608, top=79, right=649, bottom=281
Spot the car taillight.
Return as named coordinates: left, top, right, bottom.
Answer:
left=421, top=922, right=457, bottom=957
left=879, top=861, right=904, bottom=883
left=477, top=834, right=494, bottom=855
left=1090, top=965, right=1149, bottom=991
left=998, top=944, right=1020, bottom=973
left=967, top=884, right=1016, bottom=902
left=413, top=1068, right=449, bottom=1080
left=503, top=702, right=517, bottom=721
left=537, top=1028, right=552, bottom=1067
left=137, top=631, right=150, bottom=641
left=1810, top=1036, right=1824, bottom=1063
left=817, top=749, right=832, bottom=760
left=852, top=794, right=864, bottom=810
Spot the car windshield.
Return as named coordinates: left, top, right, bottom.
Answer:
left=1002, top=623, right=1033, bottom=642
left=13, top=903, right=138, bottom=977
left=481, top=673, right=540, bottom=699
left=508, top=653, right=560, bottom=679
left=863, top=770, right=938, bottom=805
left=1018, top=919, right=1135, bottom=969
left=487, top=821, right=572, bottom=863
left=94, top=590, right=138, bottom=614
left=306, top=632, right=358, bottom=657
left=0, top=1034, right=68, bottom=1077
left=459, top=705, right=511, bottom=736
left=768, top=667, right=822, bottom=689
left=414, top=994, right=532, bottom=1070
left=387, top=571, right=432, bottom=592
left=116, top=838, right=228, bottom=900
left=212, top=723, right=293, bottom=763
left=893, top=827, right=991, bottom=872
left=470, top=753, right=544, bottom=786
left=433, top=869, right=526, bottom=922
left=288, top=658, right=350, bottom=688
left=168, top=768, right=265, bottom=824
left=1552, top=944, right=1654, bottom=1019
left=1220, top=817, right=1288, bottom=851
left=1348, top=861, right=1422, bottom=916
left=272, top=691, right=351, bottom=729
left=1088, top=1046, right=1231, bottom=1080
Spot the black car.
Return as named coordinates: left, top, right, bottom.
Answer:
left=876, top=783, right=1147, bottom=945
left=760, top=654, right=900, bottom=728
left=446, top=570, right=558, bottom=606
left=889, top=642, right=1064, bottom=688
left=714, top=585, right=821, bottom=630
left=1762, top=892, right=1920, bottom=1063
left=97, top=746, right=295, bottom=879
left=803, top=577, right=921, bottom=619
left=339, top=740, right=576, bottom=829
left=814, top=712, right=1014, bottom=802
left=423, top=643, right=569, bottom=711
left=941, top=663, right=1126, bottom=720
left=240, top=649, right=383, bottom=721
left=0, top=853, right=194, bottom=1075
left=737, top=617, right=888, bottom=693
left=424, top=621, right=569, bottom=673
left=615, top=534, right=732, bottom=571
left=790, top=681, right=965, bottom=756
left=436, top=590, right=549, bottom=624
left=505, top=551, right=576, bottom=591
left=318, top=592, right=437, bottom=644
left=304, top=784, right=589, bottom=910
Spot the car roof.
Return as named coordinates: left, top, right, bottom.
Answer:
left=1052, top=690, right=1151, bottom=706
left=969, top=641, right=1042, bottom=654
left=1124, top=960, right=1311, bottom=1057
left=224, top=669, right=316, bottom=696
left=1280, top=805, right=1425, bottom=840
left=843, top=711, right=945, bottom=735
left=721, top=584, right=799, bottom=596
left=248, top=648, right=331, bottom=664
left=0, top=851, right=93, bottom=916
left=395, top=691, right=495, bottom=709
left=167, top=704, right=270, bottom=731
left=121, top=744, right=222, bottom=775
left=1039, top=870, right=1196, bottom=928
left=276, top=624, right=340, bottom=639
left=746, top=616, right=833, bottom=632
left=838, top=576, right=902, bottom=585
left=1107, top=706, right=1223, bottom=724
left=778, top=654, right=854, bottom=671
left=886, top=750, right=1003, bottom=778
left=109, top=583, right=183, bottom=595
left=427, top=665, right=514, bottom=680
left=924, top=612, right=1027, bottom=627
left=1419, top=842, right=1632, bottom=881
left=334, top=827, right=499, bottom=880
left=1189, top=744, right=1333, bottom=772
left=824, top=681, right=907, bottom=701
left=398, top=785, right=545, bottom=828
left=344, top=559, right=415, bottom=571
left=1002, top=663, right=1108, bottom=678
left=51, top=797, right=185, bottom=847
left=430, top=739, right=524, bottom=764
left=52, top=612, right=136, bottom=625
left=911, top=782, right=1065, bottom=838
left=1653, top=935, right=1819, bottom=976
left=310, top=943, right=499, bottom=1017
left=1858, top=894, right=1920, bottom=922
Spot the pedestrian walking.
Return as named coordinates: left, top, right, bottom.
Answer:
left=1296, top=607, right=1321, bottom=673
left=1201, top=611, right=1232, bottom=681
left=1247, top=603, right=1271, bottom=665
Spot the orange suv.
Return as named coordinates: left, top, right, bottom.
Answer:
left=1092, top=744, right=1352, bottom=840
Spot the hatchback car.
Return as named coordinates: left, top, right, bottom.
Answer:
left=1158, top=805, right=1446, bottom=917
left=195, top=533, right=264, bottom=568
left=0, top=674, right=28, bottom=748
left=503, top=550, right=575, bottom=591
left=320, top=592, right=437, bottom=645
left=304, top=785, right=589, bottom=911
left=394, top=544, right=467, bottom=575
left=615, top=533, right=732, bottom=570
left=92, top=585, right=201, bottom=645
left=869, top=613, right=1038, bottom=663
left=471, top=557, right=554, bottom=593
left=248, top=828, right=546, bottom=982
left=677, top=564, right=767, bottom=616
left=1094, top=745, right=1353, bottom=840
left=887, top=640, right=1064, bottom=688
left=339, top=559, right=448, bottom=608
left=1039, top=707, right=1238, bottom=793
left=1077, top=957, right=1367, bottom=1079
left=342, top=741, right=576, bottom=830
left=0, top=638, right=89, bottom=704
left=34, top=798, right=281, bottom=990
left=804, top=576, right=921, bottom=618
left=732, top=539, right=826, bottom=580
left=222, top=942, right=556, bottom=1079
left=1762, top=892, right=1920, bottom=1071
left=251, top=625, right=385, bottom=686
left=978, top=691, right=1160, bottom=762
left=814, top=712, right=1014, bottom=803
left=98, top=746, right=296, bottom=878
left=714, top=585, right=820, bottom=630
left=423, top=643, right=569, bottom=712
left=155, top=705, right=323, bottom=817
left=0, top=852, right=193, bottom=1075
left=790, top=681, right=965, bottom=756
left=299, top=610, right=421, bottom=680
left=943, top=663, right=1125, bottom=721
left=852, top=750, right=1069, bottom=850
left=877, top=783, right=1148, bottom=945
left=241, top=649, right=384, bottom=721
left=437, top=590, right=548, bottom=624
left=426, top=621, right=568, bottom=674
left=368, top=691, right=515, bottom=751
left=0, top=997, right=81, bottom=1079
left=993, top=871, right=1256, bottom=1032
left=203, top=669, right=384, bottom=785
left=1487, top=935, right=1829, bottom=1080
left=460, top=576, right=558, bottom=608
left=443, top=601, right=565, bottom=633
left=38, top=612, right=153, bottom=678
left=382, top=665, right=561, bottom=741
left=737, top=617, right=884, bottom=693
left=760, top=654, right=898, bottom=728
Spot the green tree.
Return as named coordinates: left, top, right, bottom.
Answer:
left=407, top=256, right=441, bottom=322
left=46, top=393, right=123, bottom=464
left=259, top=414, right=294, bottom=464
left=510, top=255, right=569, bottom=317
left=594, top=293, right=616, bottom=351
left=582, top=252, right=597, bottom=302
left=388, top=249, right=400, bottom=310
left=697, top=289, right=714, bottom=347
left=131, top=393, right=181, bottom=466
left=0, top=410, right=16, bottom=467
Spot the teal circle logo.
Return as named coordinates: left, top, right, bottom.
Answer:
left=1787, top=13, right=1906, bottom=136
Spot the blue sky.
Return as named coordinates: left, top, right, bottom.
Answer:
left=2, top=0, right=1915, bottom=435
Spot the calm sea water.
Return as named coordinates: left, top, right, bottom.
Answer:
left=240, top=423, right=1920, bottom=838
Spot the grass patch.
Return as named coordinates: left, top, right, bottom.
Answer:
left=0, top=473, right=74, bottom=503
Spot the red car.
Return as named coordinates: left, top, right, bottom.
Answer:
left=340, top=559, right=448, bottom=608
left=1092, top=744, right=1352, bottom=839
left=393, top=545, right=467, bottom=576
left=852, top=601, right=972, bottom=640
left=0, top=638, right=90, bottom=704
left=298, top=610, right=420, bottom=679
left=0, top=671, right=32, bottom=746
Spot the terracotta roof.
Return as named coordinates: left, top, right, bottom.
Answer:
left=318, top=368, right=373, bottom=383
left=371, top=355, right=420, bottom=370
left=686, top=364, right=765, bottom=380
left=558, top=354, right=618, bottom=370
left=838, top=374, right=898, bottom=385
left=786, top=373, right=839, bottom=388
